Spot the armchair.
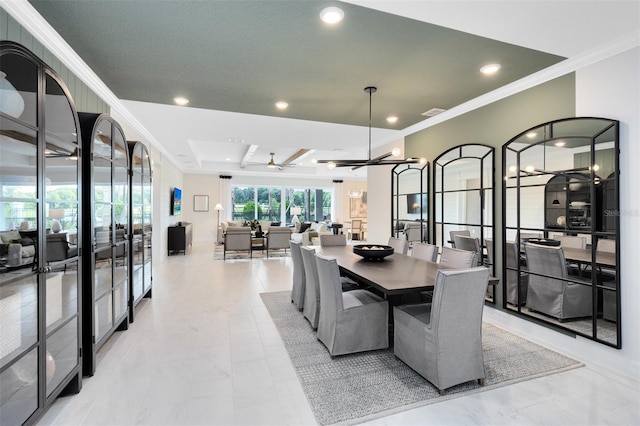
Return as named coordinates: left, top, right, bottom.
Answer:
left=266, top=226, right=292, bottom=257
left=223, top=226, right=252, bottom=260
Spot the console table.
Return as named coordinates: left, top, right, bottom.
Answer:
left=168, top=223, right=193, bottom=255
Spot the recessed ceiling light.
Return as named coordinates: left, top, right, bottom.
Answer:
left=173, top=96, right=189, bottom=106
left=386, top=115, right=398, bottom=124
left=555, top=141, right=566, bottom=147
left=480, top=63, right=501, bottom=75
left=275, top=101, right=288, bottom=110
left=391, top=147, right=401, bottom=157
left=526, top=132, right=537, bottom=138
left=320, top=6, right=344, bottom=24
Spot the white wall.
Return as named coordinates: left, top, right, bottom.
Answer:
left=147, top=145, right=184, bottom=260
left=486, top=47, right=640, bottom=379
left=367, top=139, right=404, bottom=244
left=180, top=174, right=220, bottom=243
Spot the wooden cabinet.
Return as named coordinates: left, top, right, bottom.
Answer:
left=79, top=113, right=130, bottom=376
left=168, top=223, right=192, bottom=255
left=128, top=141, right=152, bottom=322
left=0, top=41, right=82, bottom=425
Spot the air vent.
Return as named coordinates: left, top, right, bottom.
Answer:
left=422, top=108, right=446, bottom=117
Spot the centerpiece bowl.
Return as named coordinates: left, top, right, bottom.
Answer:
left=353, top=244, right=394, bottom=260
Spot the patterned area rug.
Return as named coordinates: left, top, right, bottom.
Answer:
left=260, top=291, right=583, bottom=426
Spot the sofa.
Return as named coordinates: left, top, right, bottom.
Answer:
left=291, top=222, right=332, bottom=246
left=218, top=220, right=280, bottom=243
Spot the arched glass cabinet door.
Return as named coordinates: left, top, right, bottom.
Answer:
left=1, top=41, right=81, bottom=425
left=433, top=144, right=495, bottom=300
left=391, top=162, right=429, bottom=244
left=128, top=140, right=152, bottom=322
left=79, top=112, right=130, bottom=376
left=503, top=117, right=619, bottom=348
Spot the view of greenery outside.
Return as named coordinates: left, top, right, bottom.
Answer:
left=1, top=184, right=80, bottom=231
left=232, top=186, right=331, bottom=224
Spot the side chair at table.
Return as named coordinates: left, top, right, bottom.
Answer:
left=394, top=267, right=490, bottom=395
left=439, top=246, right=477, bottom=269
left=410, top=242, right=438, bottom=262
left=318, top=233, right=358, bottom=289
left=300, top=246, right=321, bottom=329
left=315, top=254, right=388, bottom=356
left=387, top=237, right=408, bottom=255
left=289, top=241, right=305, bottom=310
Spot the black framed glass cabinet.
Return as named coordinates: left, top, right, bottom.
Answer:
left=391, top=162, right=429, bottom=244
left=1, top=41, right=82, bottom=425
left=433, top=144, right=495, bottom=301
left=503, top=117, right=620, bottom=348
left=128, top=141, right=152, bottom=322
left=79, top=113, right=130, bottom=375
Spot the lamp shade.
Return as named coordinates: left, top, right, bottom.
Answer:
left=290, top=207, right=302, bottom=215
left=214, top=203, right=224, bottom=211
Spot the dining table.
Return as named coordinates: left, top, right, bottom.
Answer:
left=561, top=247, right=616, bottom=267
left=314, top=245, right=498, bottom=341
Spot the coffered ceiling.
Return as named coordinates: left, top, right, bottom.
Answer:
left=23, top=0, right=640, bottom=179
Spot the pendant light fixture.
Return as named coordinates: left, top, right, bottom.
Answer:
left=316, top=86, right=426, bottom=170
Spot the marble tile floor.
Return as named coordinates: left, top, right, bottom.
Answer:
left=38, top=242, right=639, bottom=426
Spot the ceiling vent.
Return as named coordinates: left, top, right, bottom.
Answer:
left=422, top=108, right=446, bottom=117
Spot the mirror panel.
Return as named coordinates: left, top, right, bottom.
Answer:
left=503, top=117, right=619, bottom=348
left=391, top=163, right=429, bottom=243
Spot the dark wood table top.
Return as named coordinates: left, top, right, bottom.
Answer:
left=316, top=245, right=497, bottom=296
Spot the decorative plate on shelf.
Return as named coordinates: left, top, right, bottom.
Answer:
left=353, top=244, right=394, bottom=260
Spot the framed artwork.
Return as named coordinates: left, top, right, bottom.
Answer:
left=350, top=191, right=367, bottom=218
left=193, top=195, right=209, bottom=212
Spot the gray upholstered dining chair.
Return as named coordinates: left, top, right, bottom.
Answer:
left=289, top=241, right=305, bottom=310
left=394, top=267, right=490, bottom=395
left=524, top=243, right=592, bottom=320
left=300, top=246, right=321, bottom=329
left=552, top=235, right=587, bottom=249
left=387, top=237, right=409, bottom=255
left=449, top=230, right=470, bottom=247
left=410, top=242, right=438, bottom=262
left=266, top=226, right=292, bottom=257
left=319, top=234, right=347, bottom=246
left=453, top=235, right=482, bottom=265
left=315, top=254, right=388, bottom=356
left=439, top=246, right=477, bottom=269
left=223, top=226, right=252, bottom=260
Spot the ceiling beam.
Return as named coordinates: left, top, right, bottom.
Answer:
left=240, top=144, right=259, bottom=168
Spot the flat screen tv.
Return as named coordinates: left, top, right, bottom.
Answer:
left=407, top=193, right=427, bottom=214
left=171, top=187, right=182, bottom=216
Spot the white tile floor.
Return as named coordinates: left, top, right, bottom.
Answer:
left=38, top=243, right=640, bottom=425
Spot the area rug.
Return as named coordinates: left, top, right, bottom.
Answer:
left=260, top=291, right=583, bottom=426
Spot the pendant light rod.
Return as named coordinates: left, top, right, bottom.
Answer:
left=365, top=86, right=376, bottom=162
left=316, top=86, right=426, bottom=169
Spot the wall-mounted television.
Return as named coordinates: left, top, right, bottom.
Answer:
left=171, top=187, right=182, bottom=216
left=407, top=193, right=427, bottom=214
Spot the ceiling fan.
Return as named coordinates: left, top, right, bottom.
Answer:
left=247, top=149, right=312, bottom=170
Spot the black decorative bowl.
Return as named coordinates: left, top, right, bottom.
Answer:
left=353, top=244, right=394, bottom=260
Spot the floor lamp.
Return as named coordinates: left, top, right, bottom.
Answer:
left=214, top=203, right=224, bottom=244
